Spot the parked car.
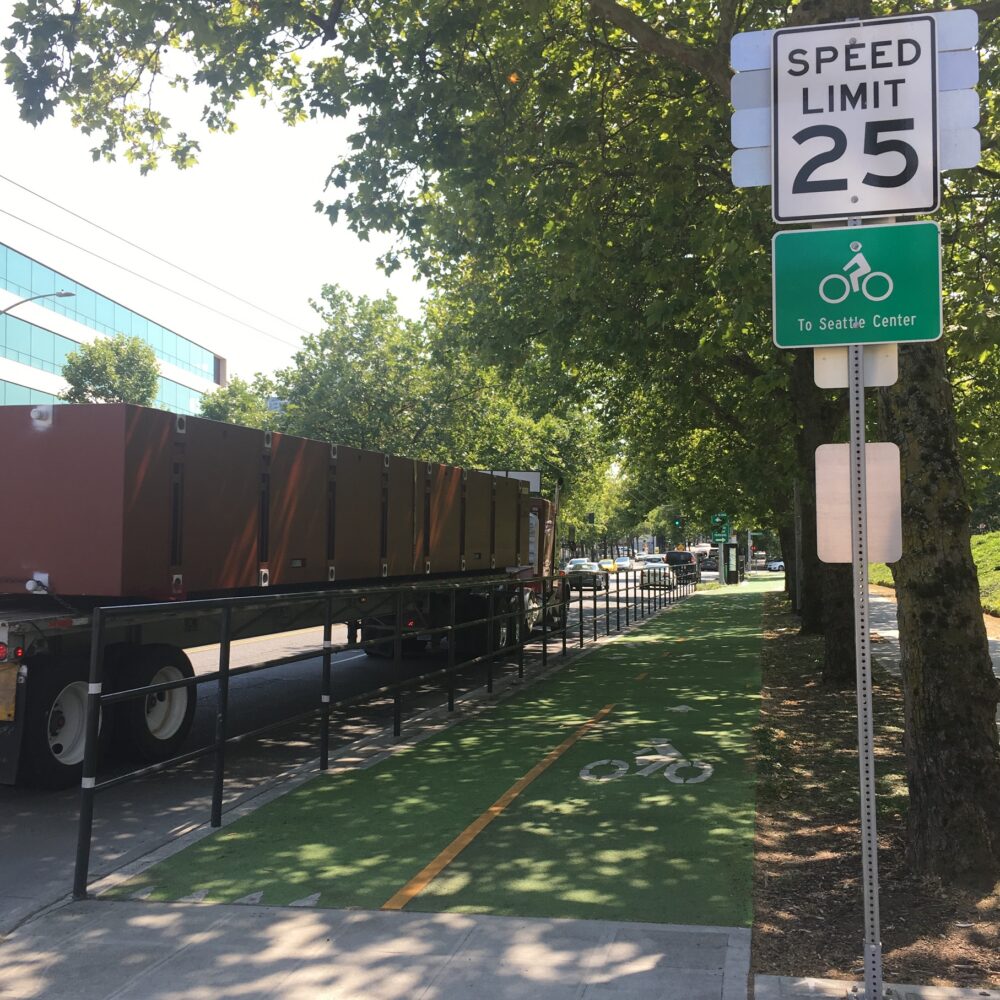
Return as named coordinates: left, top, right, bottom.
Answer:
left=700, top=556, right=718, bottom=572
left=665, top=550, right=700, bottom=583
left=597, top=558, right=617, bottom=575
left=766, top=559, right=785, bottom=572
left=565, top=561, right=608, bottom=590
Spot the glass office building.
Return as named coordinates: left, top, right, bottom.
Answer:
left=0, top=242, right=226, bottom=414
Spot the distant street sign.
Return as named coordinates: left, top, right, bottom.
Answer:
left=772, top=15, right=938, bottom=221
left=711, top=531, right=728, bottom=543
left=772, top=221, right=941, bottom=348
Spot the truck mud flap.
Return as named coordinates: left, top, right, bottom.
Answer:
left=0, top=722, right=22, bottom=784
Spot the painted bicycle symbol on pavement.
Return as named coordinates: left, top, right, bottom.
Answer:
left=579, top=738, right=714, bottom=785
left=818, top=240, right=894, bottom=305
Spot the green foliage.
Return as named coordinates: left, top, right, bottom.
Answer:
left=9, top=0, right=1000, bottom=548
left=872, top=530, right=1000, bottom=617
left=60, top=333, right=159, bottom=405
left=972, top=532, right=1000, bottom=617
left=199, top=374, right=277, bottom=428
left=197, top=286, right=615, bottom=514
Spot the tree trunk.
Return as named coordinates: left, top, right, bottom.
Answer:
left=878, top=341, right=1000, bottom=880
left=820, top=563, right=856, bottom=685
left=778, top=522, right=796, bottom=603
left=790, top=353, right=829, bottom=632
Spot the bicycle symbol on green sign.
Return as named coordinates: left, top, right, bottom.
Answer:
left=818, top=241, right=894, bottom=305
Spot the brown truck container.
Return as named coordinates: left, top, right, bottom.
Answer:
left=0, top=403, right=531, bottom=599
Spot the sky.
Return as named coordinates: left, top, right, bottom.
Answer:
left=0, top=12, right=427, bottom=381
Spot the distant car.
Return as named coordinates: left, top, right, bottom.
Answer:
left=614, top=556, right=633, bottom=571
left=766, top=559, right=785, bottom=572
left=565, top=561, right=608, bottom=590
left=665, top=550, right=700, bottom=583
left=597, top=558, right=617, bottom=575
left=563, top=557, right=590, bottom=572
left=640, top=554, right=676, bottom=589
left=701, top=557, right=718, bottom=572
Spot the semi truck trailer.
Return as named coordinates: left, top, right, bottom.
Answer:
left=0, top=403, right=566, bottom=788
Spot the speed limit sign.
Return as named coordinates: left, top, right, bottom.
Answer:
left=772, top=15, right=938, bottom=222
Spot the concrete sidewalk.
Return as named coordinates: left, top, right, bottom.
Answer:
left=0, top=899, right=751, bottom=1000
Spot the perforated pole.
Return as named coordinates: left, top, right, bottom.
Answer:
left=848, top=342, right=884, bottom=1000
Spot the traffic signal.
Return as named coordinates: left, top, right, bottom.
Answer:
left=672, top=516, right=684, bottom=529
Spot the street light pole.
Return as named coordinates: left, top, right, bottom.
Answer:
left=0, top=290, right=75, bottom=318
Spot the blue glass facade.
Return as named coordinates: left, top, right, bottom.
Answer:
left=0, top=314, right=203, bottom=414
left=0, top=242, right=222, bottom=416
left=0, top=379, right=55, bottom=406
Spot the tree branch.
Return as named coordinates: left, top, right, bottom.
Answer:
left=967, top=0, right=1000, bottom=25
left=588, top=0, right=730, bottom=97
left=306, top=0, right=347, bottom=43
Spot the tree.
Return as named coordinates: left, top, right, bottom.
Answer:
left=9, top=0, right=1000, bottom=879
left=198, top=286, right=614, bottom=512
left=199, top=374, right=277, bottom=428
left=61, top=334, right=159, bottom=405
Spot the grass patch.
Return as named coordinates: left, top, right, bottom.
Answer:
left=870, top=529, right=1000, bottom=616
left=752, top=593, right=1000, bottom=989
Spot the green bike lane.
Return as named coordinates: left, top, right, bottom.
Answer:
left=108, top=579, right=779, bottom=929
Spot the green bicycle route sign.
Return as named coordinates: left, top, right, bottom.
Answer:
left=772, top=221, right=941, bottom=348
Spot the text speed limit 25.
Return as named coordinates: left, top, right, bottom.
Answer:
left=772, top=15, right=938, bottom=223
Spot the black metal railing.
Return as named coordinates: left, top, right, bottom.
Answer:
left=72, top=564, right=699, bottom=898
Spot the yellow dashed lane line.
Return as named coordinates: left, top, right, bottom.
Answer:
left=381, top=703, right=616, bottom=911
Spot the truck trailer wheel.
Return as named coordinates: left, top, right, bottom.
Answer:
left=114, top=645, right=196, bottom=765
left=20, top=656, right=109, bottom=790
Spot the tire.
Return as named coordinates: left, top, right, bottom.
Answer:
left=402, top=636, right=426, bottom=657
left=547, top=581, right=569, bottom=630
left=113, top=645, right=196, bottom=765
left=20, top=655, right=110, bottom=790
left=361, top=624, right=393, bottom=659
left=453, top=596, right=493, bottom=661
left=524, top=592, right=542, bottom=633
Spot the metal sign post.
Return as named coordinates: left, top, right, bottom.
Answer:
left=728, top=13, right=982, bottom=996
left=848, top=342, right=884, bottom=1000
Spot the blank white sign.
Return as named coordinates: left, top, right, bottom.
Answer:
left=814, top=344, right=898, bottom=389
left=816, top=443, right=902, bottom=563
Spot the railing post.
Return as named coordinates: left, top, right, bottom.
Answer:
left=578, top=584, right=584, bottom=648
left=211, top=605, right=233, bottom=828
left=517, top=582, right=525, bottom=680
left=592, top=576, right=598, bottom=642
left=616, top=570, right=621, bottom=632
left=561, top=581, right=568, bottom=657
left=487, top=588, right=495, bottom=694
left=393, top=591, right=403, bottom=737
left=604, top=573, right=610, bottom=635
left=448, top=587, right=457, bottom=712
left=625, top=570, right=631, bottom=627
left=73, top=608, right=107, bottom=900
left=541, top=580, right=549, bottom=668
left=320, top=597, right=333, bottom=770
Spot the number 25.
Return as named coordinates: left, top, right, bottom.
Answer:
left=791, top=119, right=918, bottom=193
